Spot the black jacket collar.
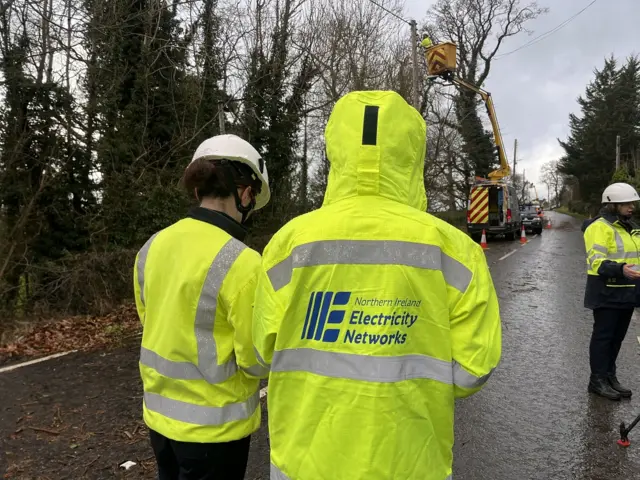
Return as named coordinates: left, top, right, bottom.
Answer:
left=187, top=206, right=248, bottom=242
left=599, top=211, right=638, bottom=233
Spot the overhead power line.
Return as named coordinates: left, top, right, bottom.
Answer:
left=364, top=0, right=411, bottom=25
left=495, top=0, right=599, bottom=59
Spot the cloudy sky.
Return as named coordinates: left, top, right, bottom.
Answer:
left=401, top=0, right=640, bottom=200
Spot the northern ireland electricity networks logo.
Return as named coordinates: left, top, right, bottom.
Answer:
left=301, top=291, right=351, bottom=343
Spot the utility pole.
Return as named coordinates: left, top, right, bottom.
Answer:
left=522, top=169, right=526, bottom=202
left=218, top=102, right=226, bottom=134
left=410, top=19, right=420, bottom=110
left=512, top=138, right=518, bottom=177
left=616, top=135, right=621, bottom=170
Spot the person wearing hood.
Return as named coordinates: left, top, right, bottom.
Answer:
left=133, top=134, right=271, bottom=479
left=251, top=91, right=502, bottom=480
left=583, top=182, right=640, bottom=401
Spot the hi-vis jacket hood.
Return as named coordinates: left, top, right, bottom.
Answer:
left=323, top=90, right=428, bottom=211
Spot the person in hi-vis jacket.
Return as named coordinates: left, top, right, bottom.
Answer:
left=582, top=182, right=640, bottom=401
left=134, top=134, right=270, bottom=480
left=252, top=90, right=502, bottom=480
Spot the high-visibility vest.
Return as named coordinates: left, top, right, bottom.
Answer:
left=583, top=214, right=640, bottom=309
left=252, top=91, right=502, bottom=480
left=134, top=207, right=268, bottom=443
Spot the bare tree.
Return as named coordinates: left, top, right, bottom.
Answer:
left=424, top=0, right=547, bottom=178
left=541, top=160, right=565, bottom=207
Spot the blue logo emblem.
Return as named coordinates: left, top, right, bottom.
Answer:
left=301, top=291, right=351, bottom=343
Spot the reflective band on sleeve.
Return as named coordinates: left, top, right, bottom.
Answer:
left=254, top=346, right=271, bottom=367
left=452, top=361, right=493, bottom=389
left=591, top=244, right=608, bottom=254
left=266, top=240, right=472, bottom=293
left=144, top=390, right=259, bottom=426
left=137, top=232, right=159, bottom=306
left=139, top=237, right=246, bottom=385
left=270, top=463, right=291, bottom=480
left=195, top=238, right=246, bottom=383
left=588, top=253, right=606, bottom=268
left=271, top=348, right=453, bottom=384
left=240, top=364, right=270, bottom=377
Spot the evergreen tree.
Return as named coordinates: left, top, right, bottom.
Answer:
left=88, top=0, right=192, bottom=248
left=559, top=56, right=640, bottom=211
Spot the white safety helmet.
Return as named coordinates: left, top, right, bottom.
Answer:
left=190, top=134, right=270, bottom=210
left=601, top=182, right=640, bottom=204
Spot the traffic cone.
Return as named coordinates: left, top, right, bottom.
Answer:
left=546, top=218, right=552, bottom=229
left=480, top=229, right=488, bottom=249
left=520, top=224, right=527, bottom=244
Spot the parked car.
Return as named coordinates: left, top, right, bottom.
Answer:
left=520, top=203, right=543, bottom=235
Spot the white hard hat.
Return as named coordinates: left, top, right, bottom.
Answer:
left=191, top=134, right=270, bottom=210
left=601, top=182, right=640, bottom=203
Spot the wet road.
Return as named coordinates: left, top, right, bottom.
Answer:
left=246, top=212, right=640, bottom=479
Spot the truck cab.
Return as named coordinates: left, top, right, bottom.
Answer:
left=467, top=180, right=522, bottom=242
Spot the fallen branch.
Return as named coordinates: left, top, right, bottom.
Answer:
left=28, top=426, right=60, bottom=435
left=83, top=455, right=100, bottom=476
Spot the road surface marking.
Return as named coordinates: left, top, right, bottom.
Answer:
left=260, top=386, right=268, bottom=398
left=499, top=250, right=518, bottom=261
left=0, top=350, right=78, bottom=374
left=532, top=234, right=538, bottom=239
left=637, top=336, right=640, bottom=346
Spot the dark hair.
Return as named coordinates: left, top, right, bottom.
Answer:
left=182, top=158, right=261, bottom=200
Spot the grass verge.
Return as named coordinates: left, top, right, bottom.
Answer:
left=554, top=207, right=588, bottom=220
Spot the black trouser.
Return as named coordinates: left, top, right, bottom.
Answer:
left=149, top=429, right=251, bottom=480
left=589, top=308, right=633, bottom=377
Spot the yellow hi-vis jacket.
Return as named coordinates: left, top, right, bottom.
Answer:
left=133, top=207, right=268, bottom=443
left=583, top=213, right=640, bottom=309
left=252, top=91, right=502, bottom=480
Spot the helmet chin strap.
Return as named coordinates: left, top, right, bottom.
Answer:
left=235, top=192, right=255, bottom=224
left=221, top=167, right=254, bottom=223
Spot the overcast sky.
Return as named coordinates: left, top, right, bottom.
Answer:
left=401, top=0, right=639, bottom=200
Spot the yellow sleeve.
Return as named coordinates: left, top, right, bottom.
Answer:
left=227, top=258, right=270, bottom=379
left=583, top=222, right=620, bottom=277
left=449, top=245, right=502, bottom=399
left=133, top=252, right=145, bottom=326
left=252, top=245, right=285, bottom=369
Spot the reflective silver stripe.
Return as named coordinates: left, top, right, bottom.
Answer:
left=588, top=253, right=606, bottom=268
left=597, top=219, right=625, bottom=252
left=270, top=463, right=290, bottom=480
left=139, top=237, right=246, bottom=385
left=195, top=238, right=246, bottom=383
left=453, top=361, right=493, bottom=389
left=254, top=346, right=271, bottom=367
left=591, top=244, right=608, bottom=254
left=144, top=391, right=259, bottom=425
left=141, top=347, right=206, bottom=380
left=609, top=251, right=640, bottom=260
left=140, top=346, right=238, bottom=382
left=267, top=240, right=472, bottom=293
left=272, top=348, right=453, bottom=384
left=137, top=232, right=159, bottom=306
left=272, top=349, right=489, bottom=390
left=241, top=364, right=270, bottom=377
